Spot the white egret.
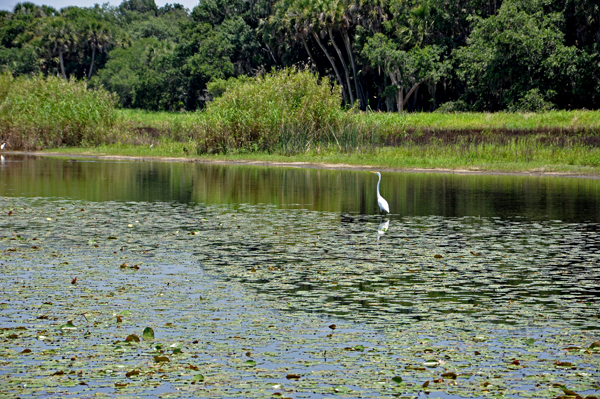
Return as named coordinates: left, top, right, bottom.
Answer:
left=371, top=171, right=390, bottom=214
left=0, top=142, right=5, bottom=150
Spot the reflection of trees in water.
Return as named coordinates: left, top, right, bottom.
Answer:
left=2, top=155, right=600, bottom=223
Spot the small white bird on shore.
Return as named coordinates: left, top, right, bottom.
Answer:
left=0, top=142, right=6, bottom=150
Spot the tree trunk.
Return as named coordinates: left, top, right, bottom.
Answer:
left=427, top=82, right=437, bottom=111
left=87, top=45, right=96, bottom=80
left=383, top=74, right=391, bottom=111
left=328, top=28, right=354, bottom=105
left=265, top=43, right=278, bottom=65
left=312, top=31, right=349, bottom=104
left=59, top=48, right=66, bottom=79
left=396, top=87, right=404, bottom=112
left=402, top=79, right=425, bottom=109
left=412, top=84, right=419, bottom=111
left=301, top=36, right=317, bottom=70
left=388, top=72, right=404, bottom=112
left=341, top=28, right=365, bottom=109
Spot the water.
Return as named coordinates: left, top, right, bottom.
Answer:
left=0, top=154, right=599, bottom=399
left=2, top=154, right=600, bottom=222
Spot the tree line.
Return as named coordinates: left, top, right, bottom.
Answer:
left=1, top=0, right=599, bottom=112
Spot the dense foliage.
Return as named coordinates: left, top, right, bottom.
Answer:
left=1, top=0, right=599, bottom=112
left=201, top=67, right=344, bottom=153
left=0, top=74, right=118, bottom=149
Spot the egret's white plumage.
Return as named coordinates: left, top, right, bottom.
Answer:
left=0, top=142, right=5, bottom=150
left=371, top=171, right=390, bottom=214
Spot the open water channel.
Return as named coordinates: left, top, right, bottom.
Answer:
left=0, top=154, right=599, bottom=398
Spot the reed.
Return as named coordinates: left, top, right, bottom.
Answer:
left=197, top=67, right=345, bottom=154
left=3, top=71, right=600, bottom=175
left=0, top=74, right=118, bottom=150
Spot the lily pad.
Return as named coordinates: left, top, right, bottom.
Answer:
left=142, top=327, right=155, bottom=340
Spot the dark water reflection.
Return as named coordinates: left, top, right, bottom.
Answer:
left=1, top=154, right=600, bottom=222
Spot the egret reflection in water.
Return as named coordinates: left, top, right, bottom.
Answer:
left=377, top=218, right=389, bottom=240
left=377, top=218, right=390, bottom=258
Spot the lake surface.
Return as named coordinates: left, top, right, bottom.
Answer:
left=0, top=154, right=599, bottom=398
left=2, top=154, right=600, bottom=221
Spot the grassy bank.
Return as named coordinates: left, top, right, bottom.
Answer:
left=2, top=71, right=600, bottom=175
left=43, top=139, right=600, bottom=175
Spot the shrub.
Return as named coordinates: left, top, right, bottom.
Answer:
left=435, top=100, right=471, bottom=113
left=507, top=88, right=555, bottom=112
left=199, top=67, right=344, bottom=153
left=0, top=74, right=118, bottom=150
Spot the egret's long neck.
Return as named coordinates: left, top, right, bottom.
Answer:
left=376, top=174, right=382, bottom=197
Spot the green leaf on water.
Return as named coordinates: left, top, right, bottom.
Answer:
left=525, top=338, right=535, bottom=346
left=142, top=327, right=154, bottom=340
left=59, top=321, right=77, bottom=330
left=245, top=360, right=257, bottom=367
left=392, top=376, right=403, bottom=384
left=192, top=374, right=205, bottom=382
left=353, top=344, right=364, bottom=352
left=153, top=355, right=170, bottom=363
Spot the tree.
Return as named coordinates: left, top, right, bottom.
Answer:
left=39, top=16, right=77, bottom=78
left=362, top=33, right=448, bottom=111
left=272, top=0, right=349, bottom=104
left=454, top=0, right=582, bottom=110
left=81, top=20, right=112, bottom=80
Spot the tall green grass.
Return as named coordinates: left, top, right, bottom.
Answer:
left=0, top=74, right=118, bottom=150
left=200, top=67, right=345, bottom=154
left=3, top=69, right=600, bottom=175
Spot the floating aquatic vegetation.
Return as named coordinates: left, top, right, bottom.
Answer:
left=0, top=197, right=599, bottom=398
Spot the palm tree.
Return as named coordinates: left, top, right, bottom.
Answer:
left=321, top=0, right=355, bottom=105
left=273, top=0, right=349, bottom=105
left=40, top=17, right=77, bottom=79
left=81, top=20, right=112, bottom=80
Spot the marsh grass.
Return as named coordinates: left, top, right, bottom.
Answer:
left=0, top=74, right=118, bottom=150
left=199, top=68, right=345, bottom=154
left=3, top=71, right=600, bottom=173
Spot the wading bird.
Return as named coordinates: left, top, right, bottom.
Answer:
left=0, top=142, right=6, bottom=150
left=371, top=171, right=390, bottom=214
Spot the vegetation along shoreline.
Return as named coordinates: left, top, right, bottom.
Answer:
left=1, top=72, right=600, bottom=177
left=2, top=0, right=599, bottom=177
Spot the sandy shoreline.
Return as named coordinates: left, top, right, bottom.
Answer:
left=5, top=150, right=600, bottom=179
